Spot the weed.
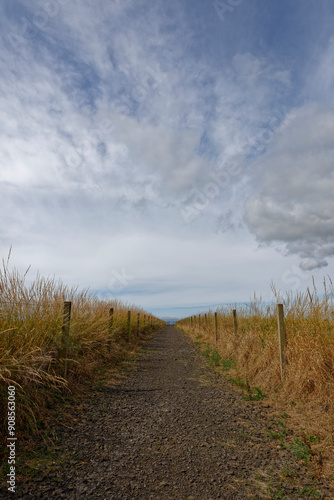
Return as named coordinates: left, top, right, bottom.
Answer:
left=267, top=484, right=286, bottom=499
left=202, top=343, right=222, bottom=367
left=210, top=349, right=221, bottom=366
left=226, top=375, right=267, bottom=401
left=226, top=375, right=248, bottom=389
left=278, top=412, right=291, bottom=419
left=220, top=358, right=236, bottom=371
left=306, top=433, right=321, bottom=444
left=281, top=460, right=293, bottom=478
left=289, top=437, right=311, bottom=463
left=265, top=420, right=288, bottom=443
left=298, top=486, right=321, bottom=498
left=244, top=386, right=267, bottom=401
left=265, top=429, right=281, bottom=440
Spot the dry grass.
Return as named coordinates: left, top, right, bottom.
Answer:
left=0, top=249, right=165, bottom=466
left=177, top=277, right=334, bottom=481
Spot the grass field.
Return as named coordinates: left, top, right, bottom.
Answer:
left=176, top=278, right=334, bottom=481
left=0, top=250, right=165, bottom=476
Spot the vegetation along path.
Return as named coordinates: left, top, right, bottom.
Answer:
left=12, top=326, right=331, bottom=499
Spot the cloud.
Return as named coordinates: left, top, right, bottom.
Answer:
left=301, top=33, right=334, bottom=105
left=2, top=0, right=334, bottom=316
left=299, top=259, right=328, bottom=272
left=211, top=52, right=291, bottom=167
left=112, top=115, right=205, bottom=190
left=245, top=102, right=334, bottom=268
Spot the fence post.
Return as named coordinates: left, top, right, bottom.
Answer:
left=191, top=316, right=193, bottom=328
left=232, top=309, right=238, bottom=335
left=277, top=303, right=287, bottom=380
left=127, top=310, right=131, bottom=340
left=137, top=312, right=140, bottom=336
left=204, top=313, right=207, bottom=333
left=108, top=307, right=114, bottom=350
left=61, top=301, right=72, bottom=378
left=198, top=314, right=200, bottom=334
left=214, top=312, right=218, bottom=346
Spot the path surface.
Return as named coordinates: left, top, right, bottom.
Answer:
left=12, top=326, right=329, bottom=498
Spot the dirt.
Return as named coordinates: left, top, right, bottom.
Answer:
left=1, top=326, right=331, bottom=499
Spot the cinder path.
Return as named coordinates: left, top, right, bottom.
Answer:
left=13, top=326, right=329, bottom=498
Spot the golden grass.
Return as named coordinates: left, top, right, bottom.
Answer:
left=176, top=277, right=334, bottom=481
left=0, top=250, right=165, bottom=462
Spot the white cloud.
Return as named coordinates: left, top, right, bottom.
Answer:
left=303, top=39, right=334, bottom=104
left=245, top=102, right=334, bottom=268
left=299, top=259, right=328, bottom=272
left=1, top=1, right=334, bottom=316
left=211, top=52, right=291, bottom=168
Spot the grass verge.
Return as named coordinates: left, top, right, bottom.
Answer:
left=0, top=251, right=166, bottom=487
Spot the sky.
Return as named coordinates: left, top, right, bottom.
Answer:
left=1, top=0, right=334, bottom=319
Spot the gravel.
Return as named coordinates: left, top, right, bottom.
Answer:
left=2, top=326, right=331, bottom=499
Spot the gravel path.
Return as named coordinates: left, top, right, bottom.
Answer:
left=5, top=326, right=330, bottom=499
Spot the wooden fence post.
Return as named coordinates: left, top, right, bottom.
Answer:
left=204, top=313, right=207, bottom=333
left=61, top=301, right=72, bottom=377
left=144, top=314, right=146, bottom=328
left=191, top=316, right=193, bottom=328
left=127, top=310, right=131, bottom=340
left=277, top=303, right=287, bottom=380
left=233, top=309, right=238, bottom=335
left=214, top=312, right=218, bottom=346
left=137, top=312, right=140, bottom=336
left=108, top=307, right=114, bottom=350
left=198, top=314, right=200, bottom=334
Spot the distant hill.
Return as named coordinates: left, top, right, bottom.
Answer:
left=161, top=317, right=179, bottom=325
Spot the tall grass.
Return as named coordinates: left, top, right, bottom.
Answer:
left=176, top=278, right=334, bottom=476
left=0, top=250, right=165, bottom=458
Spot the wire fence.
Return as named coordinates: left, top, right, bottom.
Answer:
left=181, top=303, right=334, bottom=380
left=0, top=300, right=162, bottom=377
